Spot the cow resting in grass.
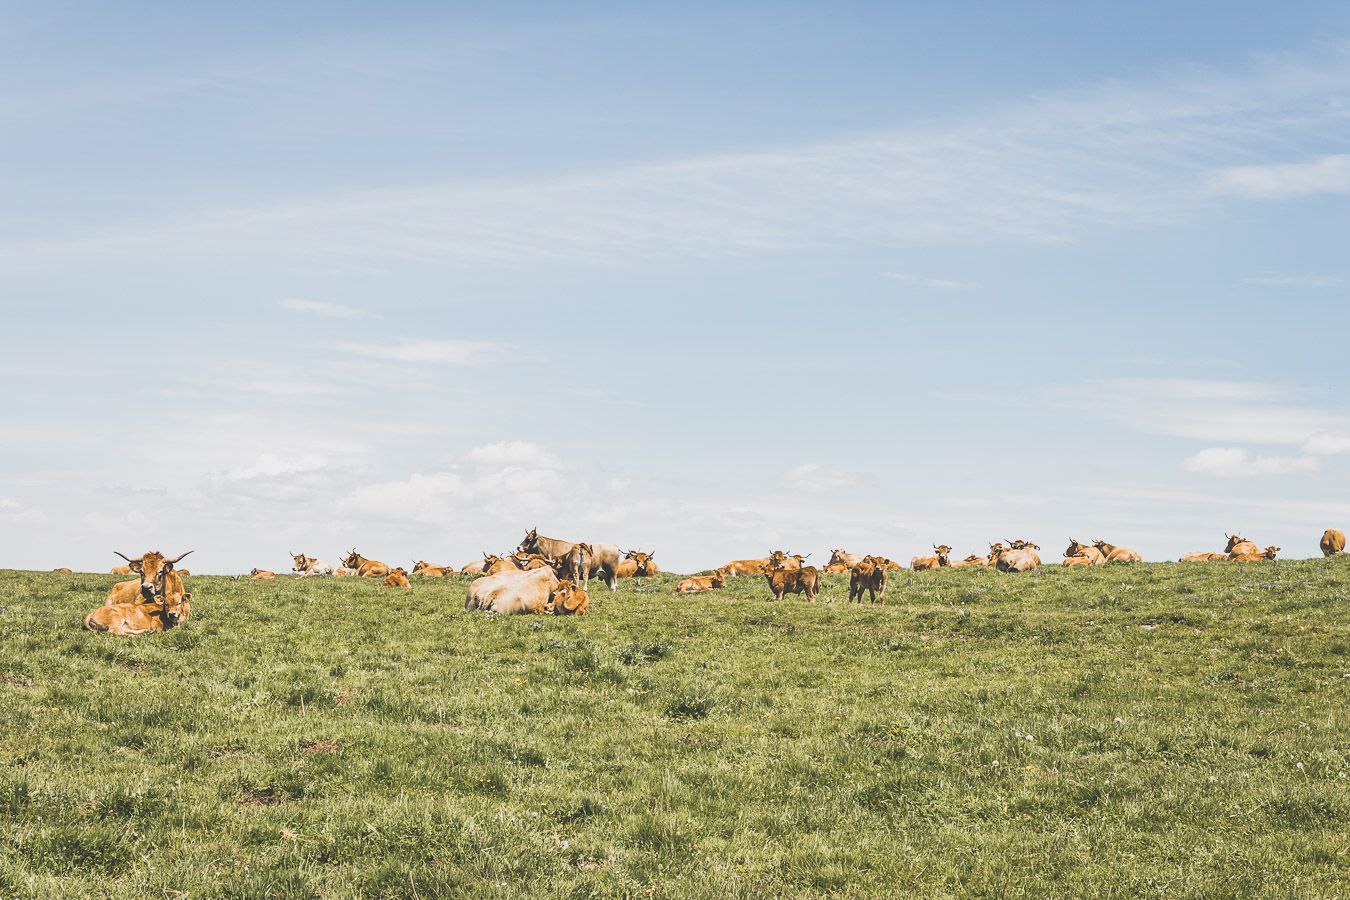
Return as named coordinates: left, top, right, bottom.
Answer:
left=250, top=568, right=276, bottom=579
left=1093, top=540, right=1142, bottom=563
left=1224, top=534, right=1259, bottom=559
left=718, top=558, right=771, bottom=577
left=545, top=579, right=589, bottom=616
left=465, top=567, right=559, bottom=615
left=87, top=550, right=193, bottom=636
left=1179, top=551, right=1228, bottom=562
left=105, top=551, right=192, bottom=606
left=383, top=567, right=411, bottom=588
left=911, top=545, right=952, bottom=571
left=1064, top=539, right=1106, bottom=565
left=292, top=552, right=334, bottom=577
left=625, top=550, right=660, bottom=577
left=341, top=549, right=390, bottom=578
left=1320, top=529, right=1345, bottom=557
left=411, top=560, right=453, bottom=577
left=677, top=572, right=726, bottom=593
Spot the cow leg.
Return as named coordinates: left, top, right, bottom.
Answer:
left=604, top=567, right=617, bottom=592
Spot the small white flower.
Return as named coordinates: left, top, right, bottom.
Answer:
left=1025, top=734, right=1034, bottom=742
left=1296, top=762, right=1305, bottom=770
left=1114, top=717, right=1124, bottom=724
left=992, top=760, right=1000, bottom=767
left=1208, top=776, right=1217, bottom=783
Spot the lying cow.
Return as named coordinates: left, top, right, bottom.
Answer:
left=1179, top=551, right=1228, bottom=562
left=250, top=568, right=276, bottom=579
left=465, top=567, right=559, bottom=615
left=383, top=567, right=411, bottom=588
left=292, top=552, right=334, bottom=577
left=911, top=545, right=951, bottom=571
left=1232, top=545, right=1280, bottom=562
left=411, top=560, right=453, bottom=577
left=341, top=549, right=390, bottom=578
left=85, top=592, right=191, bottom=636
left=52, top=567, right=73, bottom=574
left=1093, top=540, right=1142, bottom=563
left=1064, top=539, right=1106, bottom=565
left=718, top=558, right=771, bottom=577
left=626, top=550, right=660, bottom=577
left=676, top=572, right=727, bottom=593
left=546, top=579, right=589, bottom=616
left=106, top=550, right=192, bottom=606
left=1224, top=533, right=1259, bottom=558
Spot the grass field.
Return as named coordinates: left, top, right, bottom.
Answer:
left=1, top=560, right=1347, bottom=898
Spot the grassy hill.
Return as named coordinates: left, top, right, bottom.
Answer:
left=1, top=561, right=1347, bottom=897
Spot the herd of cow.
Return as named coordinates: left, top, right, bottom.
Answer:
left=73, top=528, right=1347, bottom=635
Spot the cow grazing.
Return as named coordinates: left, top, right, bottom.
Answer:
left=1064, top=539, right=1106, bottom=566
left=1320, top=529, right=1346, bottom=557
left=250, top=568, right=276, bottom=579
left=677, top=572, right=727, bottom=593
left=52, top=567, right=73, bottom=574
left=518, top=529, right=621, bottom=591
left=546, top=579, right=589, bottom=616
left=341, top=549, right=390, bottom=578
left=383, top=567, right=411, bottom=588
left=848, top=556, right=887, bottom=604
left=105, top=551, right=192, bottom=606
left=765, top=561, right=821, bottom=602
left=85, top=592, right=191, bottom=636
left=828, top=549, right=862, bottom=569
left=1179, top=551, right=1228, bottom=563
left=911, top=545, right=952, bottom=571
left=1224, top=534, right=1259, bottom=558
left=411, top=560, right=452, bottom=578
left=292, top=553, right=334, bottom=577
left=718, top=558, right=771, bottom=577
left=465, top=567, right=559, bottom=615
left=110, top=565, right=132, bottom=575
left=1092, top=540, right=1142, bottom=563
left=626, top=550, right=660, bottom=577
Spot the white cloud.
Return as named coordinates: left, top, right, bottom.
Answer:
left=784, top=464, right=857, bottom=492
left=227, top=453, right=331, bottom=481
left=279, top=298, right=378, bottom=319
left=463, top=441, right=558, bottom=469
left=1183, top=447, right=1319, bottom=477
left=1304, top=433, right=1350, bottom=456
left=329, top=339, right=511, bottom=366
left=0, top=498, right=44, bottom=524
left=1208, top=154, right=1350, bottom=199
left=881, top=272, right=981, bottom=290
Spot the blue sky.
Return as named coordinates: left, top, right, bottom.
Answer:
left=3, top=2, right=1349, bottom=572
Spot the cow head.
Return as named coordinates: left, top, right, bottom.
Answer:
left=1224, top=534, right=1247, bottom=553
left=161, top=590, right=192, bottom=628
left=292, top=552, right=313, bottom=573
left=547, top=579, right=588, bottom=615
left=1065, top=538, right=1086, bottom=557
left=518, top=528, right=540, bottom=554
left=482, top=553, right=503, bottom=569
left=342, top=549, right=361, bottom=569
left=1263, top=546, right=1281, bottom=559
left=115, top=550, right=193, bottom=604
left=1092, top=539, right=1109, bottom=552
left=630, top=550, right=656, bottom=576
left=710, top=571, right=727, bottom=588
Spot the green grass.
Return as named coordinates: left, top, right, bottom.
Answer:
left=1, top=561, right=1347, bottom=898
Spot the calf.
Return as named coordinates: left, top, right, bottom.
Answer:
left=848, top=556, right=887, bottom=604
left=676, top=572, right=727, bottom=593
left=1179, top=551, right=1227, bottom=562
left=1063, top=539, right=1105, bottom=565
left=85, top=592, right=191, bottom=636
left=765, top=563, right=820, bottom=603
left=383, top=567, right=411, bottom=588
left=546, top=579, right=589, bottom=616
left=250, top=568, right=276, bottom=579
left=1092, top=540, right=1142, bottom=563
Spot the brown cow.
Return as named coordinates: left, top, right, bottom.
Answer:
left=383, top=567, right=411, bottom=588
left=291, top=552, right=334, bottom=577
left=560, top=543, right=593, bottom=587
left=1224, top=534, right=1259, bottom=558
left=518, top=529, right=622, bottom=591
left=341, top=549, right=390, bottom=578
left=718, top=558, right=771, bottom=577
left=1064, top=539, right=1106, bottom=565
left=823, top=562, right=850, bottom=574
left=411, top=560, right=452, bottom=578
left=85, top=592, right=191, bottom=636
left=250, top=568, right=276, bottom=579
left=677, top=572, right=727, bottom=593
left=1320, top=529, right=1346, bottom=557
left=848, top=556, right=887, bottom=604
left=1232, top=545, right=1280, bottom=562
left=110, top=565, right=132, bottom=575
left=546, top=579, right=590, bottom=616
left=992, top=544, right=1039, bottom=572
left=1093, top=540, right=1142, bottom=563
left=765, top=561, right=820, bottom=602
left=1062, top=555, right=1094, bottom=568
left=614, top=557, right=639, bottom=578
left=911, top=545, right=952, bottom=571
left=950, top=554, right=987, bottom=568
left=105, top=551, right=192, bottom=606
left=334, top=567, right=355, bottom=577
left=626, top=550, right=661, bottom=577
left=52, top=567, right=73, bottom=574
left=768, top=550, right=809, bottom=570
left=1179, top=551, right=1228, bottom=562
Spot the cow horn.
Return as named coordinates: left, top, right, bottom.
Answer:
left=169, top=550, right=194, bottom=564
left=114, top=551, right=137, bottom=563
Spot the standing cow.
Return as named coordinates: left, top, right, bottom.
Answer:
left=518, top=528, right=621, bottom=592
left=1321, top=529, right=1346, bottom=557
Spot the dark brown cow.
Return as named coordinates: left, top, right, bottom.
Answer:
left=765, top=561, right=820, bottom=602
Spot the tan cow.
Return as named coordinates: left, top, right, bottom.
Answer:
left=626, top=550, right=661, bottom=577
left=614, top=557, right=639, bottom=578
left=848, top=556, right=887, bottom=604
left=460, top=558, right=488, bottom=575
left=718, top=558, right=771, bottom=577
left=1179, top=551, right=1228, bottom=562
left=1063, top=539, right=1106, bottom=565
left=823, top=562, right=850, bottom=574
left=292, top=553, right=334, bottom=577
left=1232, top=545, right=1280, bottom=562
left=1062, top=555, right=1094, bottom=568
left=950, top=554, right=987, bottom=568
left=827, top=549, right=863, bottom=569
left=341, top=549, right=390, bottom=578
left=1093, top=540, right=1142, bottom=563
left=911, top=545, right=952, bottom=571
left=518, top=529, right=622, bottom=592
left=768, top=550, right=809, bottom=571
left=992, top=544, right=1039, bottom=572
left=250, top=568, right=276, bottom=579
left=465, top=567, right=559, bottom=615
left=1224, top=534, right=1259, bottom=558
left=1320, top=529, right=1346, bottom=557
left=105, top=551, right=192, bottom=606
left=52, top=567, right=73, bottom=574
left=334, top=567, right=355, bottom=577
left=765, top=560, right=820, bottom=602
left=677, top=572, right=727, bottom=593
left=110, top=565, right=132, bottom=575
left=85, top=592, right=191, bottom=636
left=411, top=560, right=452, bottom=577
left=560, top=544, right=594, bottom=587
left=383, top=567, right=411, bottom=588
left=546, top=579, right=589, bottom=616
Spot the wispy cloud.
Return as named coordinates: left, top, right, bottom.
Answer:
left=880, top=272, right=981, bottom=290
left=1208, top=154, right=1350, bottom=199
left=1183, top=447, right=1319, bottom=477
left=8, top=46, right=1350, bottom=270
left=280, top=298, right=379, bottom=319
left=329, top=339, right=512, bottom=365
left=784, top=464, right=857, bottom=492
